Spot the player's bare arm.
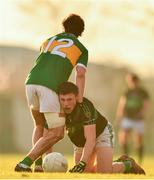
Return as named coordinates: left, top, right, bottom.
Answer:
left=80, top=124, right=96, bottom=163
left=76, top=66, right=86, bottom=103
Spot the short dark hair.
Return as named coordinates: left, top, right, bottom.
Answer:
left=129, top=73, right=139, bottom=82
left=62, top=14, right=85, bottom=37
left=58, top=82, right=79, bottom=96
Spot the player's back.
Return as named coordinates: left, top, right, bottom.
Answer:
left=26, top=32, right=88, bottom=92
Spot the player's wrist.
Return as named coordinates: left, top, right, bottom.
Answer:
left=69, top=160, right=86, bottom=173
left=79, top=160, right=86, bottom=168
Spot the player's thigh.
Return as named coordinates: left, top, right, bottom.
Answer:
left=44, top=112, right=65, bottom=129
left=119, top=118, right=132, bottom=144
left=31, top=109, right=46, bottom=126
left=26, top=85, right=40, bottom=111
left=96, top=122, right=115, bottom=148
left=26, top=85, right=45, bottom=126
left=134, top=132, right=144, bottom=147
left=37, top=86, right=65, bottom=129
left=37, top=85, right=60, bottom=113
left=96, top=147, right=113, bottom=173
left=95, top=122, right=114, bottom=173
left=119, top=129, right=131, bottom=145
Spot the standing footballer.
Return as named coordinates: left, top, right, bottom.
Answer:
left=15, top=14, right=88, bottom=172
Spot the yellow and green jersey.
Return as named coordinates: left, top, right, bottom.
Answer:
left=25, top=33, right=88, bottom=92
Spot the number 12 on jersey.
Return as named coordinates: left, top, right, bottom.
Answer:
left=43, top=36, right=74, bottom=58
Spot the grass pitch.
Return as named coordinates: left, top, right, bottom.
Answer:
left=0, top=154, right=154, bottom=179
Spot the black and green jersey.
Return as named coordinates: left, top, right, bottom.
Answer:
left=25, top=33, right=88, bottom=92
left=124, top=87, right=149, bottom=120
left=65, top=98, right=108, bottom=147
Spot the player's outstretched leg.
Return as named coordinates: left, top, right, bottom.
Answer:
left=116, top=154, right=145, bottom=174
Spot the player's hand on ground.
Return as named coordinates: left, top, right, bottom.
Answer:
left=69, top=161, right=86, bottom=173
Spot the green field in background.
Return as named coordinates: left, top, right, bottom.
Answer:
left=0, top=154, right=154, bottom=179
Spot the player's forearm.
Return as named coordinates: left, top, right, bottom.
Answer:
left=76, top=74, right=85, bottom=103
left=142, top=100, right=150, bottom=114
left=80, top=140, right=95, bottom=163
left=116, top=97, right=126, bottom=122
left=116, top=110, right=124, bottom=122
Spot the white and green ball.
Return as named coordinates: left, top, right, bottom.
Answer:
left=43, top=152, right=68, bottom=172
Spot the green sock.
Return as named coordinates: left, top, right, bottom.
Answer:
left=123, top=160, right=132, bottom=173
left=21, top=156, right=33, bottom=167
left=35, top=157, right=42, bottom=166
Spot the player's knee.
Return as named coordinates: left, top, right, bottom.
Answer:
left=52, top=127, right=64, bottom=140
left=35, top=124, right=44, bottom=134
left=44, top=112, right=65, bottom=130
left=46, top=127, right=64, bottom=143
left=56, top=132, right=64, bottom=141
left=36, top=124, right=44, bottom=129
left=31, top=110, right=45, bottom=126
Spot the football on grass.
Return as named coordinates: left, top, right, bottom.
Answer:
left=42, top=152, right=68, bottom=172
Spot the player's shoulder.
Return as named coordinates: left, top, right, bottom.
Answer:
left=122, top=88, right=129, bottom=96
left=56, top=32, right=75, bottom=39
left=82, top=97, right=95, bottom=110
left=138, top=87, right=150, bottom=98
left=78, top=98, right=94, bottom=119
left=56, top=32, right=88, bottom=52
left=138, top=86, right=147, bottom=92
left=83, top=97, right=92, bottom=103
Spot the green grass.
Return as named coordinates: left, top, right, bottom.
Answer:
left=0, top=154, right=154, bottom=179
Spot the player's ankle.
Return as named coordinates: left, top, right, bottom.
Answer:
left=123, top=160, right=133, bottom=173
left=35, top=157, right=42, bottom=166
left=20, top=156, right=33, bottom=167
